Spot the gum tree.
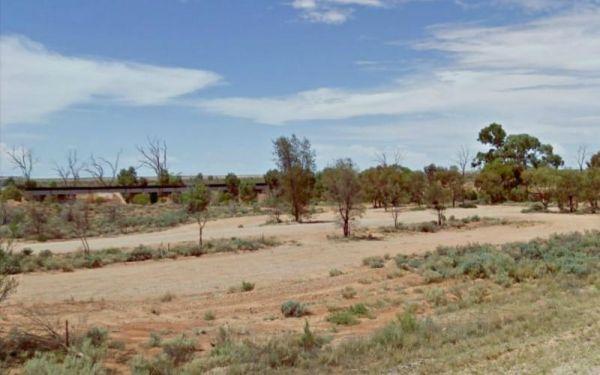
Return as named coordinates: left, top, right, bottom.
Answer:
left=185, top=182, right=211, bottom=251
left=322, top=159, right=363, bottom=237
left=425, top=181, right=451, bottom=226
left=273, top=135, right=315, bottom=222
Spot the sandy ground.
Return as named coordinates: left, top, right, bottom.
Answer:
left=9, top=205, right=599, bottom=304
left=2, top=205, right=599, bottom=373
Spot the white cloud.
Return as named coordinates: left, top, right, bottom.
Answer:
left=198, top=6, right=600, bottom=127
left=290, top=0, right=385, bottom=24
left=0, top=35, right=221, bottom=125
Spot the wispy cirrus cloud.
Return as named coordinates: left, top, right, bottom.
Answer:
left=198, top=6, right=600, bottom=127
left=0, top=35, right=221, bottom=125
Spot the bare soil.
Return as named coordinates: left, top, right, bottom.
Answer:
left=3, top=205, right=599, bottom=372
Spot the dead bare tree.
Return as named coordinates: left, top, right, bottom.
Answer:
left=137, top=137, right=168, bottom=181
left=576, top=145, right=588, bottom=172
left=99, top=149, right=122, bottom=185
left=72, top=202, right=91, bottom=254
left=456, top=145, right=471, bottom=177
left=53, top=162, right=71, bottom=186
left=54, top=150, right=86, bottom=186
left=6, top=146, right=36, bottom=184
left=66, top=150, right=85, bottom=185
left=85, top=154, right=106, bottom=186
left=375, top=149, right=402, bottom=167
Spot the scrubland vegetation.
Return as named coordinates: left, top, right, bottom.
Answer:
left=1, top=231, right=597, bottom=373
left=0, top=236, right=280, bottom=274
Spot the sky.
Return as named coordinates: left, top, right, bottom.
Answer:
left=1, top=0, right=599, bottom=178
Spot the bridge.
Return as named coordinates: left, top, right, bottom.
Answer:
left=23, top=182, right=269, bottom=203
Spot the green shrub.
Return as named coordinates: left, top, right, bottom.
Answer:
left=127, top=246, right=154, bottom=262
left=362, top=256, right=385, bottom=269
left=329, top=268, right=344, bottom=277
left=241, top=281, right=255, bottom=292
left=341, top=286, right=357, bottom=299
left=425, top=288, right=447, bottom=306
left=131, top=193, right=151, bottom=205
left=148, top=332, right=162, bottom=347
left=327, top=310, right=359, bottom=325
left=161, top=334, right=196, bottom=365
left=204, top=311, right=216, bottom=321
left=281, top=301, right=308, bottom=318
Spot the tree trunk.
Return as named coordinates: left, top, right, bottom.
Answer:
left=197, top=221, right=203, bottom=251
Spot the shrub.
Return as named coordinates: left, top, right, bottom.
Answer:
left=131, top=193, right=151, bottom=205
left=160, top=292, right=175, bottom=302
left=161, top=335, right=196, bottom=365
left=241, top=281, right=255, bottom=292
left=281, top=301, right=308, bottom=318
left=148, top=332, right=162, bottom=347
left=362, top=256, right=385, bottom=269
left=521, top=202, right=548, bottom=213
left=83, top=327, right=109, bottom=347
left=203, top=311, right=216, bottom=321
left=425, top=288, right=447, bottom=306
left=127, top=246, right=154, bottom=262
left=329, top=268, right=344, bottom=277
left=327, top=310, right=359, bottom=325
left=341, top=286, right=357, bottom=299
left=458, top=202, right=477, bottom=208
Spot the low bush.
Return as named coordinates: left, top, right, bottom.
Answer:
left=400, top=231, right=600, bottom=285
left=281, top=300, right=309, bottom=318
left=0, top=237, right=280, bottom=275
left=329, top=268, right=344, bottom=277
left=521, top=202, right=548, bottom=213
left=161, top=335, right=196, bottom=365
left=362, top=256, right=385, bottom=269
left=327, top=304, right=370, bottom=325
left=341, top=286, right=357, bottom=299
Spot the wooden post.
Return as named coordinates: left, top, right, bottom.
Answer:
left=65, top=320, right=69, bottom=347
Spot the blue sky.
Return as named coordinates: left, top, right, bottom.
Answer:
left=1, top=0, right=599, bottom=177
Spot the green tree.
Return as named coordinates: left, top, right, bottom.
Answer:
left=117, top=167, right=138, bottom=186
left=322, top=159, right=364, bottom=237
left=184, top=182, right=211, bottom=250
left=581, top=168, right=600, bottom=213
left=522, top=167, right=557, bottom=209
left=273, top=135, right=316, bottom=222
left=473, top=123, right=564, bottom=171
left=239, top=181, right=257, bottom=203
left=425, top=181, right=451, bottom=226
left=587, top=151, right=600, bottom=169
left=554, top=170, right=582, bottom=213
left=475, top=160, right=519, bottom=204
left=224, top=173, right=241, bottom=199
left=408, top=171, right=427, bottom=206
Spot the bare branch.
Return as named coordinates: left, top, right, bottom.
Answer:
left=6, top=146, right=36, bottom=182
left=53, top=163, right=71, bottom=186
left=456, top=145, right=472, bottom=177
left=66, top=150, right=86, bottom=184
left=99, top=149, right=122, bottom=185
left=137, top=137, right=168, bottom=179
left=85, top=154, right=106, bottom=186
left=576, top=145, right=588, bottom=172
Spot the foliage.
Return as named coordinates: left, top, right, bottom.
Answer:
left=322, top=158, right=364, bottom=237
left=273, top=134, right=316, bottom=222
left=362, top=256, right=386, bottom=268
left=281, top=300, right=309, bottom=317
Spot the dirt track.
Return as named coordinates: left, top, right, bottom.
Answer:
left=10, top=206, right=599, bottom=304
